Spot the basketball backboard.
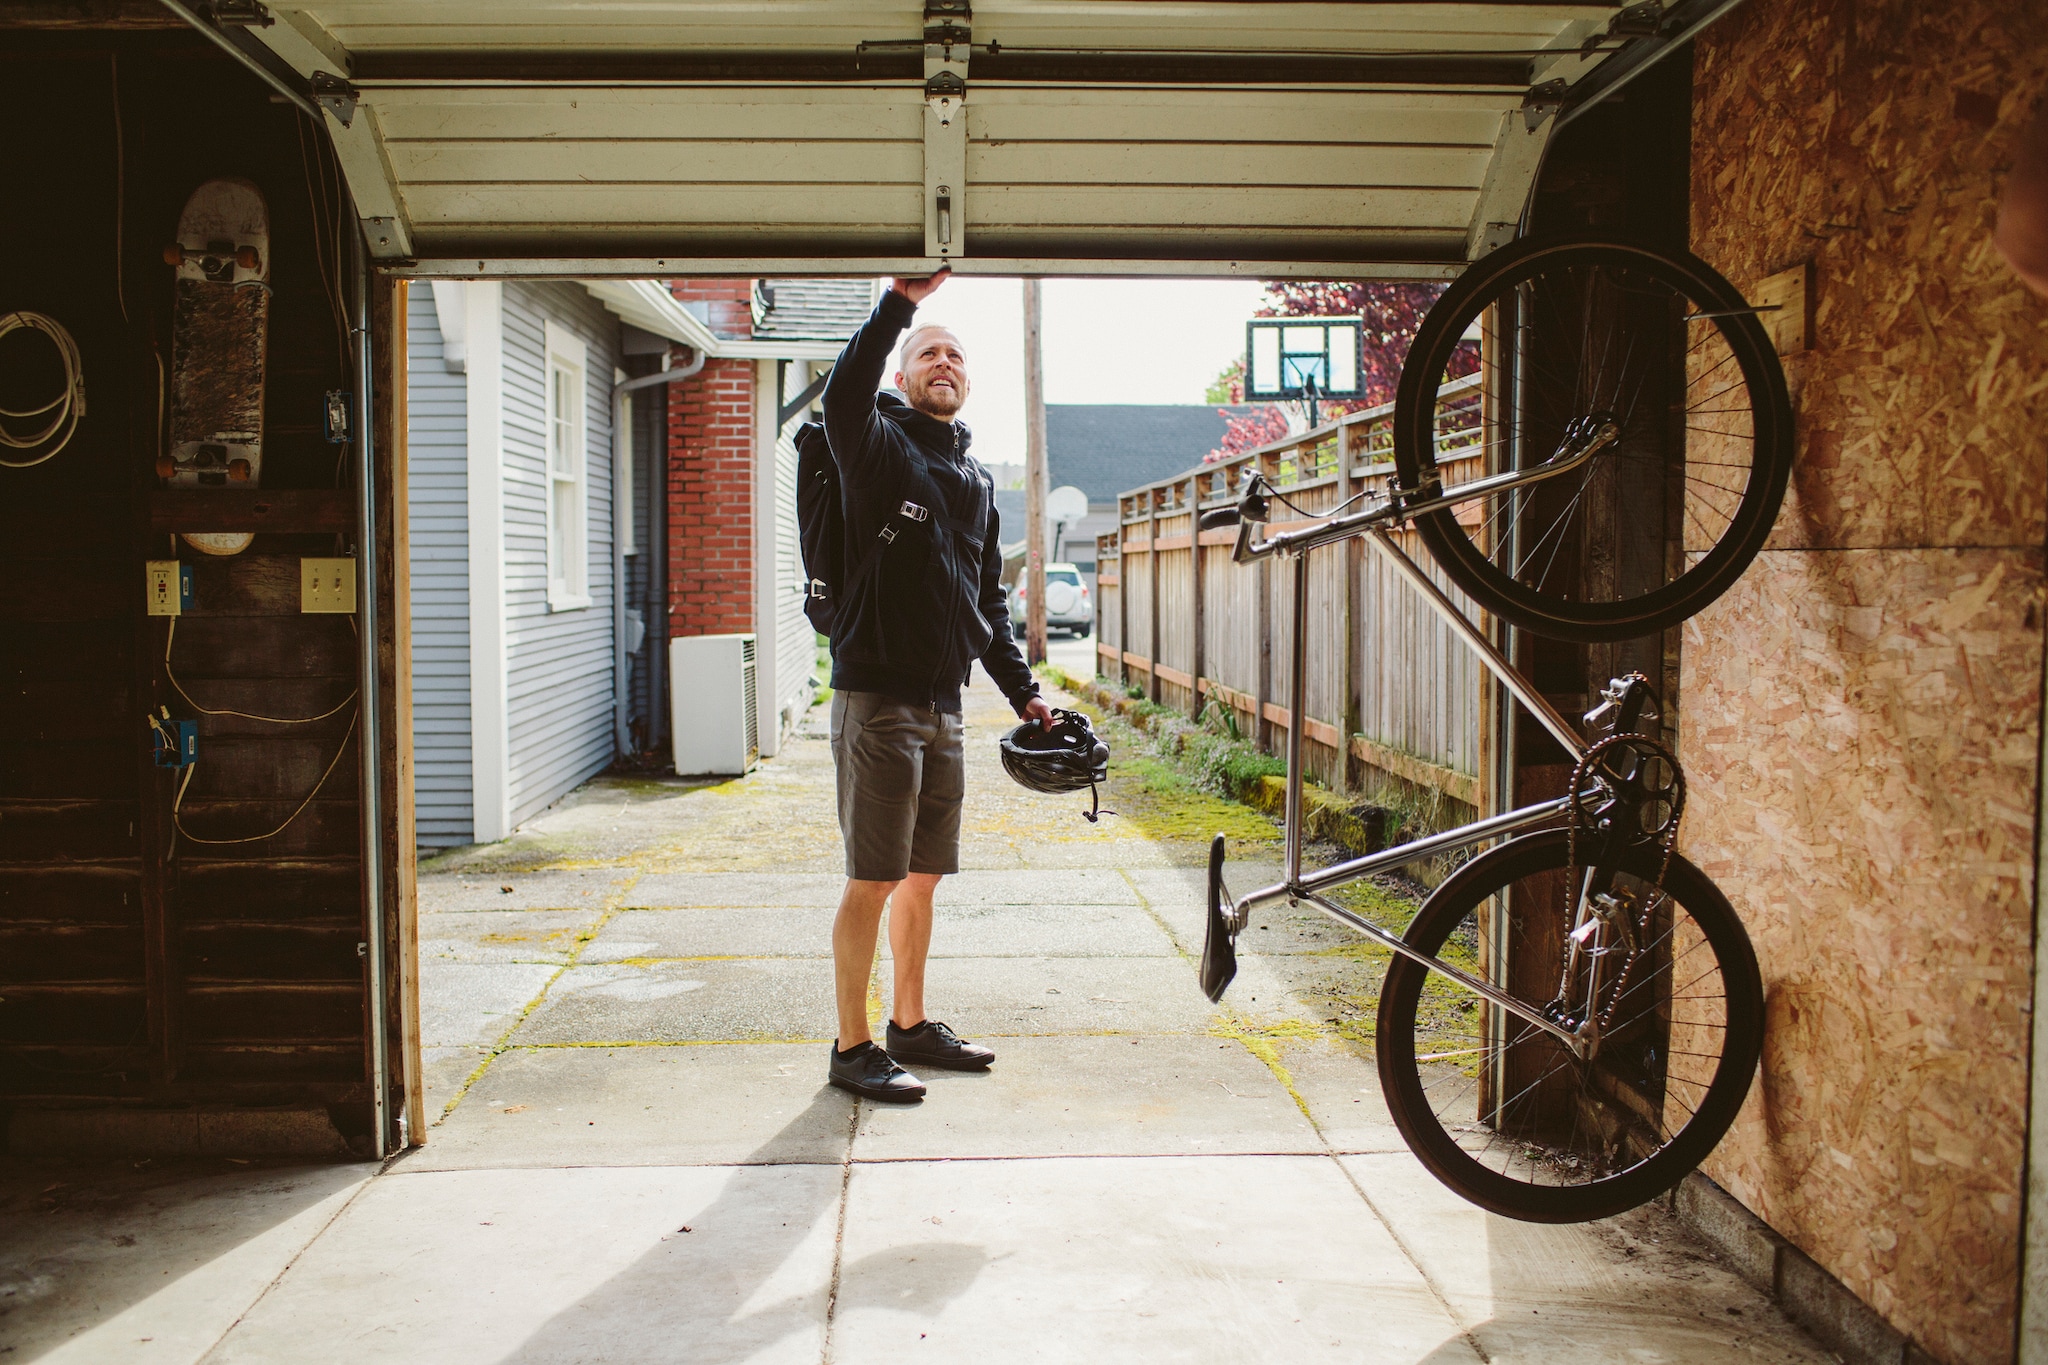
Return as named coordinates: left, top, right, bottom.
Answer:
left=1245, top=317, right=1363, bottom=400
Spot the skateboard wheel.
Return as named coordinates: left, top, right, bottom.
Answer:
left=227, top=459, right=252, bottom=481
left=155, top=455, right=177, bottom=478
left=235, top=246, right=260, bottom=270
left=162, top=243, right=186, bottom=266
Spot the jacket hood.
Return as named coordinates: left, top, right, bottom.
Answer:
left=878, top=390, right=973, bottom=455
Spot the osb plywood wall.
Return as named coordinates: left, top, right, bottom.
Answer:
left=1683, top=3, right=2048, bottom=1362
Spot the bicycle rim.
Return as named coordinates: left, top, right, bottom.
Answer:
left=1392, top=238, right=1792, bottom=644
left=1376, top=830, right=1763, bottom=1222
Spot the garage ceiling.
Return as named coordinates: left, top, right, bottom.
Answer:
left=173, top=0, right=1736, bottom=277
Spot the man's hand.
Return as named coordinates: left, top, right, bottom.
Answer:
left=1022, top=696, right=1056, bottom=731
left=890, top=268, right=952, bottom=306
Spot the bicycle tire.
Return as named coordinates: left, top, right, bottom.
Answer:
left=1391, top=237, right=1793, bottom=643
left=1375, top=829, right=1763, bottom=1223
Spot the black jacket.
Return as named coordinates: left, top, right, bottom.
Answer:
left=821, top=291, right=1039, bottom=717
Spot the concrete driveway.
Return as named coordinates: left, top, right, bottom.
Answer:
left=2, top=666, right=1828, bottom=1363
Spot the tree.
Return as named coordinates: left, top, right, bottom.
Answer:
left=1206, top=281, right=1468, bottom=462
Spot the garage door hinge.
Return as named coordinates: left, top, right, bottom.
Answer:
left=1522, top=79, right=1568, bottom=132
left=923, top=4, right=970, bottom=257
left=206, top=0, right=273, bottom=26
left=311, top=70, right=359, bottom=128
left=1609, top=2, right=1666, bottom=39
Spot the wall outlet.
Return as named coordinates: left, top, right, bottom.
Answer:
left=152, top=717, right=198, bottom=768
left=146, top=560, right=194, bottom=616
left=301, top=557, right=357, bottom=613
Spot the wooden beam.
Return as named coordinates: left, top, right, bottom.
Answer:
left=149, top=489, right=355, bottom=534
left=370, top=275, right=423, bottom=1146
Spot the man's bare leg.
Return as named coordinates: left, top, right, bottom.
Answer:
left=833, top=877, right=897, bottom=1049
left=887, top=872, right=941, bottom=1028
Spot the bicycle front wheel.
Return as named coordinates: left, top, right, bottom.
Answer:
left=1376, top=830, right=1763, bottom=1223
left=1391, top=238, right=1793, bottom=643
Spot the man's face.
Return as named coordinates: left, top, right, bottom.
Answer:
left=896, top=327, right=970, bottom=419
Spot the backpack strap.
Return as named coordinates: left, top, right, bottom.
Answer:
left=837, top=450, right=990, bottom=624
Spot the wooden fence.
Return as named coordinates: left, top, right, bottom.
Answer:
left=1095, top=375, right=1487, bottom=813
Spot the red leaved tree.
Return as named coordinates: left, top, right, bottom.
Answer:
left=1207, top=281, right=1460, bottom=462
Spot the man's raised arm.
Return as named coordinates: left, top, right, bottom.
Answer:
left=820, top=287, right=918, bottom=486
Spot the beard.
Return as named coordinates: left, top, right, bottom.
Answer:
left=907, top=373, right=967, bottom=417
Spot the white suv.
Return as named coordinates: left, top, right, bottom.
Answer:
left=1009, top=563, right=1094, bottom=637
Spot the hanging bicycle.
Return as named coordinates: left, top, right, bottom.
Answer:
left=1193, top=235, right=1789, bottom=1223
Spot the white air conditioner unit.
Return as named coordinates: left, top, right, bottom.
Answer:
left=668, top=633, right=759, bottom=777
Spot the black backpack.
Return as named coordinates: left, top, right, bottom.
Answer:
left=794, top=421, right=844, bottom=634
left=793, top=419, right=989, bottom=639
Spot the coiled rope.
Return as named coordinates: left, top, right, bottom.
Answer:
left=0, top=311, right=86, bottom=467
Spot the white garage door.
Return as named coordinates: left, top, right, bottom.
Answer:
left=189, top=0, right=1733, bottom=277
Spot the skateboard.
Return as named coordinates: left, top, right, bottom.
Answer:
left=161, top=178, right=269, bottom=556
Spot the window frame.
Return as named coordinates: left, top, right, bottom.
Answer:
left=543, top=319, right=591, bottom=611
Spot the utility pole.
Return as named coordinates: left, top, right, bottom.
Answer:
left=1023, top=277, right=1048, bottom=665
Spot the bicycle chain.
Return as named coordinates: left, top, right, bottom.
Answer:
left=1559, top=732, right=1687, bottom=1032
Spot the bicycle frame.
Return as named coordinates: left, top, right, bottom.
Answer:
left=1209, top=432, right=1626, bottom=1057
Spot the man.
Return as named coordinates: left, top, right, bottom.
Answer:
left=818, top=269, right=1055, bottom=1101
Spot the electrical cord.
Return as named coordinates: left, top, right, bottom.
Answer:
left=164, top=616, right=358, bottom=724
left=170, top=706, right=360, bottom=848
left=0, top=311, right=86, bottom=467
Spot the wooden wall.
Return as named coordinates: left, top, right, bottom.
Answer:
left=1682, top=5, right=2048, bottom=1361
left=0, top=32, right=378, bottom=1141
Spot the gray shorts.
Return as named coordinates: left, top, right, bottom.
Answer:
left=830, top=691, right=965, bottom=881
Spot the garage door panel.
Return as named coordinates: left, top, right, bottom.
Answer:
left=967, top=184, right=1474, bottom=230
left=967, top=141, right=1492, bottom=191
left=220, top=0, right=1673, bottom=267
left=373, top=87, right=920, bottom=144
left=320, top=3, right=923, bottom=53
left=392, top=140, right=923, bottom=186
left=969, top=87, right=1514, bottom=146
left=971, top=1, right=1611, bottom=43
left=405, top=183, right=922, bottom=231
left=317, top=1, right=1609, bottom=56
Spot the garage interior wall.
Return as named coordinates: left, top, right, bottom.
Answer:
left=0, top=30, right=390, bottom=1150
left=1681, top=3, right=2048, bottom=1361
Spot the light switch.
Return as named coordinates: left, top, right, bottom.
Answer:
left=301, top=557, right=357, bottom=613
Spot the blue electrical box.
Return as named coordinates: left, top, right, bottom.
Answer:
left=153, top=717, right=197, bottom=769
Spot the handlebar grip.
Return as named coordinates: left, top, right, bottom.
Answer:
left=1197, top=507, right=1241, bottom=531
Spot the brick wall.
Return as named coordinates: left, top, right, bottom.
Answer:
left=668, top=279, right=752, bottom=340
left=666, top=353, right=756, bottom=637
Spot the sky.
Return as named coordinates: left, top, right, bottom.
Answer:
left=895, top=276, right=1271, bottom=469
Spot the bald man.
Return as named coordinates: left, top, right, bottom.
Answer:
left=816, top=270, right=1054, bottom=1101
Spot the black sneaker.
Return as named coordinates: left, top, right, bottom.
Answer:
left=885, top=1019, right=995, bottom=1071
left=828, top=1042, right=926, bottom=1102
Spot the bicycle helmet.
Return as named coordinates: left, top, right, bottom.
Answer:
left=999, top=708, right=1113, bottom=821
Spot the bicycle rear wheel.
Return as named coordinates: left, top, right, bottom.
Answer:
left=1376, top=830, right=1763, bottom=1223
left=1391, top=238, right=1792, bottom=643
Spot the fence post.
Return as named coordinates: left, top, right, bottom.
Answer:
left=1147, top=488, right=1162, bottom=704
left=1122, top=497, right=1138, bottom=687
left=1338, top=424, right=1359, bottom=791
left=1189, top=471, right=1205, bottom=721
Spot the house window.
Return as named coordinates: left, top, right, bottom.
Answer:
left=544, top=321, right=589, bottom=610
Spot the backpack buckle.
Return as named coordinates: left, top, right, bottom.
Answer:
left=879, top=526, right=897, bottom=544
left=899, top=501, right=929, bottom=522
left=807, top=578, right=829, bottom=599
